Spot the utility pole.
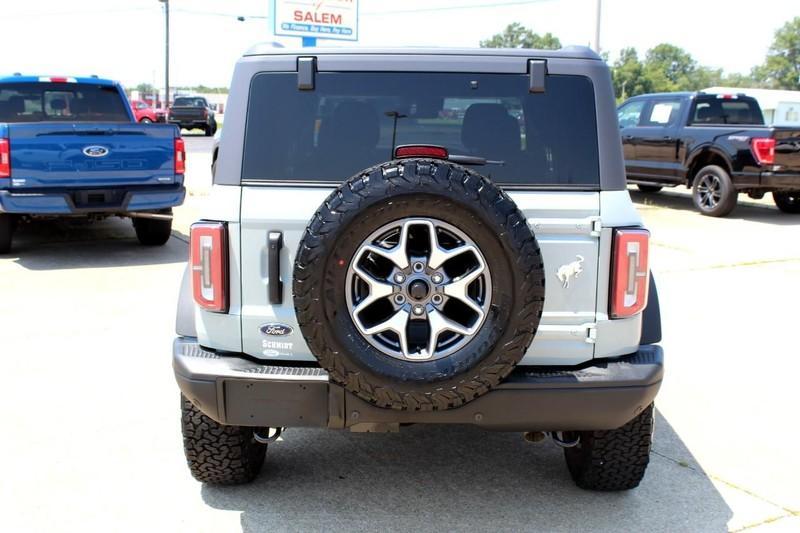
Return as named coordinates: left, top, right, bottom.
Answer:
left=594, top=0, right=602, bottom=53
left=159, top=0, right=170, bottom=109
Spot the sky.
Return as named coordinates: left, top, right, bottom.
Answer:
left=1, top=0, right=798, bottom=88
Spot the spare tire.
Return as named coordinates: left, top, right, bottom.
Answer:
left=293, top=159, right=545, bottom=411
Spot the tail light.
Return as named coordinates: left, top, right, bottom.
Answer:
left=203, top=109, right=208, bottom=119
left=190, top=222, right=228, bottom=312
left=0, top=139, right=9, bottom=178
left=174, top=137, right=186, bottom=174
left=751, top=138, right=775, bottom=165
left=610, top=228, right=650, bottom=319
left=394, top=145, right=449, bottom=159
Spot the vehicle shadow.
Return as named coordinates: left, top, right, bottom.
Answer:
left=630, top=190, right=799, bottom=226
left=4, top=217, right=187, bottom=270
left=200, top=409, right=732, bottom=532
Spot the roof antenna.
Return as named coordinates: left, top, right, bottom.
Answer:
left=385, top=111, right=407, bottom=159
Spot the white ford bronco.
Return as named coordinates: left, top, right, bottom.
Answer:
left=173, top=45, right=663, bottom=491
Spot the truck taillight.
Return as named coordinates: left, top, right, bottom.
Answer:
left=175, top=137, right=186, bottom=174
left=751, top=138, right=775, bottom=165
left=610, top=228, right=650, bottom=319
left=190, top=222, right=228, bottom=312
left=0, top=139, right=9, bottom=178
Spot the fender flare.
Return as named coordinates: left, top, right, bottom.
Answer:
left=685, top=144, right=732, bottom=177
left=175, top=264, right=197, bottom=337
left=640, top=272, right=662, bottom=345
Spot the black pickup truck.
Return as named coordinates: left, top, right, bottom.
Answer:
left=618, top=92, right=800, bottom=216
left=167, top=96, right=217, bottom=136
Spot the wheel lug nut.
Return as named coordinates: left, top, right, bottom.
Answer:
left=394, top=294, right=406, bottom=304
left=431, top=272, right=443, bottom=284
left=431, top=294, right=443, bottom=305
left=393, top=273, right=405, bottom=283
left=413, top=305, right=424, bottom=316
left=413, top=262, right=425, bottom=273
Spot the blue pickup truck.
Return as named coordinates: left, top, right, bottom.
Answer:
left=0, top=75, right=186, bottom=253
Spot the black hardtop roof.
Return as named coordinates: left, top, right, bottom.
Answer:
left=243, top=44, right=601, bottom=61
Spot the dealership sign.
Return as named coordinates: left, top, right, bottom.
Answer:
left=273, top=0, right=359, bottom=42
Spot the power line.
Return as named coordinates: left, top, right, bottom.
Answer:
left=362, top=0, right=559, bottom=16
left=3, top=6, right=156, bottom=19
left=171, top=8, right=269, bottom=20
left=3, top=0, right=562, bottom=24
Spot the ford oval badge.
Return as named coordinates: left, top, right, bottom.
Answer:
left=83, top=145, right=110, bottom=158
left=260, top=323, right=293, bottom=336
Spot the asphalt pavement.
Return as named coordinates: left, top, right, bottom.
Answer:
left=1, top=137, right=798, bottom=532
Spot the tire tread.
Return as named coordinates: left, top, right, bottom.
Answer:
left=293, top=159, right=545, bottom=411
left=181, top=395, right=266, bottom=485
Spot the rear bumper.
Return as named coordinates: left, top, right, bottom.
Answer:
left=758, top=172, right=800, bottom=190
left=173, top=337, right=664, bottom=432
left=0, top=184, right=185, bottom=215
left=168, top=119, right=208, bottom=129
left=731, top=170, right=800, bottom=190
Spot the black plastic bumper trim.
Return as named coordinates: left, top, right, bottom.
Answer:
left=173, top=338, right=663, bottom=431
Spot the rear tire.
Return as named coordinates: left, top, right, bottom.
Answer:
left=563, top=404, right=655, bottom=491
left=773, top=191, right=800, bottom=214
left=0, top=214, right=13, bottom=254
left=181, top=395, right=267, bottom=485
left=132, top=210, right=172, bottom=246
left=636, top=184, right=663, bottom=193
left=691, top=165, right=737, bottom=217
left=204, top=125, right=213, bottom=137
left=140, top=117, right=153, bottom=124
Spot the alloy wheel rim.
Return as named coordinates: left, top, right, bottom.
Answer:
left=345, top=217, right=492, bottom=362
left=697, top=174, right=722, bottom=209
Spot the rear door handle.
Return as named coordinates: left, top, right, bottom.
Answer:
left=268, top=231, right=283, bottom=305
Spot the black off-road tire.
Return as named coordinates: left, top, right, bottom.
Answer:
left=691, top=165, right=737, bottom=217
left=563, top=404, right=655, bottom=491
left=773, top=191, right=800, bottom=214
left=636, top=184, right=663, bottom=193
left=204, top=124, right=214, bottom=137
left=181, top=395, right=267, bottom=485
left=0, top=214, right=13, bottom=254
left=132, top=210, right=172, bottom=246
left=293, top=158, right=546, bottom=411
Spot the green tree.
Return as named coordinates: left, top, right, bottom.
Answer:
left=480, top=22, right=561, bottom=49
left=612, top=47, right=651, bottom=100
left=643, top=44, right=697, bottom=92
left=721, top=71, right=758, bottom=88
left=134, top=83, right=155, bottom=94
left=692, top=66, right=724, bottom=90
left=753, top=17, right=800, bottom=90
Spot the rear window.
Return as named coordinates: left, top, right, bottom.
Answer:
left=690, top=97, right=764, bottom=125
left=174, top=97, right=206, bottom=107
left=242, top=72, right=600, bottom=188
left=0, top=82, right=130, bottom=123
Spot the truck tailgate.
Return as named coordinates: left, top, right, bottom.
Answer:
left=6, top=123, right=178, bottom=189
left=169, top=107, right=205, bottom=121
left=774, top=128, right=800, bottom=175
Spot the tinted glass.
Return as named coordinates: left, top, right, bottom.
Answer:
left=618, top=100, right=645, bottom=128
left=0, top=82, right=130, bottom=123
left=640, top=99, right=681, bottom=126
left=242, top=72, right=599, bottom=187
left=691, top=97, right=764, bottom=125
left=174, top=97, right=205, bottom=107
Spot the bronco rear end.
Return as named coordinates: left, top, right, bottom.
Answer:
left=173, top=46, right=663, bottom=491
